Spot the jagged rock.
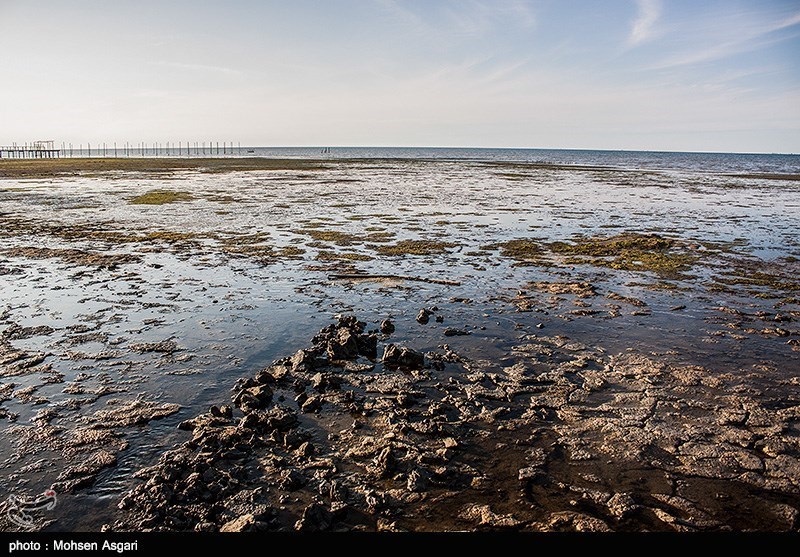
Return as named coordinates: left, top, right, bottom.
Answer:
left=291, top=349, right=320, bottom=372
left=444, top=328, right=471, bottom=337
left=382, top=344, right=425, bottom=370
left=301, top=395, right=323, bottom=413
left=295, top=502, right=333, bottom=532
left=220, top=514, right=258, bottom=532
left=327, top=328, right=360, bottom=360
left=459, top=504, right=521, bottom=528
left=233, top=384, right=273, bottom=413
left=357, top=333, right=378, bottom=359
left=380, top=320, right=395, bottom=335
left=606, top=493, right=637, bottom=519
left=406, top=469, right=430, bottom=492
left=279, top=468, right=306, bottom=491
left=416, top=309, right=432, bottom=325
left=544, top=512, right=612, bottom=532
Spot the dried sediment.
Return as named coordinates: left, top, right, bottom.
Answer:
left=114, top=316, right=800, bottom=532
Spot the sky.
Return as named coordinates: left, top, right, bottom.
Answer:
left=0, top=0, right=799, bottom=153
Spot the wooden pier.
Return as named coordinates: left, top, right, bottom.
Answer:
left=0, top=141, right=60, bottom=159
left=1, top=139, right=246, bottom=159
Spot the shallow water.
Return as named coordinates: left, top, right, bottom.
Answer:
left=0, top=156, right=798, bottom=530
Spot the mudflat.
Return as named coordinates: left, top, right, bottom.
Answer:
left=0, top=157, right=798, bottom=531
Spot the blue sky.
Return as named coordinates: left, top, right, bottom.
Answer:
left=1, top=0, right=798, bottom=152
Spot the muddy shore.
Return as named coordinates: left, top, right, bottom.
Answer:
left=0, top=158, right=798, bottom=531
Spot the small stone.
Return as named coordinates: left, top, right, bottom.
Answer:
left=311, top=372, right=326, bottom=391
left=301, top=395, right=323, bottom=413
left=407, top=469, right=429, bottom=493
left=295, top=502, right=333, bottom=532
left=443, top=437, right=458, bottom=449
left=327, top=328, right=360, bottom=360
left=220, top=514, right=257, bottom=532
left=297, top=441, right=315, bottom=458
left=459, top=504, right=521, bottom=528
left=382, top=344, right=425, bottom=370
left=416, top=309, right=432, bottom=325
left=606, top=493, right=637, bottom=519
left=380, top=320, right=395, bottom=335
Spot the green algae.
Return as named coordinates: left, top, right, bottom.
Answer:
left=550, top=233, right=697, bottom=279
left=316, top=251, right=374, bottom=262
left=298, top=229, right=394, bottom=246
left=130, top=190, right=194, bottom=205
left=374, top=239, right=457, bottom=256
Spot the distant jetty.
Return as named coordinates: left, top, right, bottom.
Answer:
left=0, top=140, right=244, bottom=159
left=0, top=140, right=60, bottom=159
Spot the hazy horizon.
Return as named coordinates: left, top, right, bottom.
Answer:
left=1, top=0, right=799, bottom=153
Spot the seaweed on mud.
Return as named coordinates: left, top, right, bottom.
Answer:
left=482, top=239, right=546, bottom=266
left=549, top=233, right=698, bottom=279
left=129, top=190, right=194, bottom=205
left=316, top=251, right=374, bottom=262
left=297, top=229, right=395, bottom=246
left=221, top=240, right=306, bottom=263
left=711, top=261, right=800, bottom=300
left=2, top=246, right=139, bottom=268
left=374, top=239, right=458, bottom=256
left=714, top=271, right=800, bottom=293
left=550, top=234, right=673, bottom=256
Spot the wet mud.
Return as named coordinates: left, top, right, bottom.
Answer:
left=0, top=158, right=798, bottom=531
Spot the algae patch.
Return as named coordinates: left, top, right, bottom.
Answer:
left=316, top=251, right=374, bottom=262
left=483, top=239, right=546, bottom=266
left=550, top=233, right=697, bottom=279
left=130, top=190, right=194, bottom=205
left=297, top=229, right=394, bottom=246
left=374, top=239, right=458, bottom=256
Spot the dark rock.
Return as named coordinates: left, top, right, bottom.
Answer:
left=444, top=328, right=471, bottom=337
left=380, top=320, right=395, bottom=335
left=357, top=333, right=378, bottom=359
left=337, top=315, right=366, bottom=333
left=220, top=514, right=262, bottom=532
left=311, top=372, right=327, bottom=391
left=295, top=502, right=333, bottom=532
left=371, top=446, right=396, bottom=478
left=416, top=309, right=432, bottom=324
left=327, top=328, right=360, bottom=360
left=233, top=384, right=273, bottom=413
left=297, top=441, right=315, bottom=458
left=407, top=469, right=430, bottom=492
left=301, top=395, right=323, bottom=413
left=291, top=349, right=319, bottom=372
left=283, top=428, right=311, bottom=449
left=279, top=468, right=306, bottom=491
left=382, top=344, right=425, bottom=370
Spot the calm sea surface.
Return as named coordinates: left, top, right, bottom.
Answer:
left=66, top=146, right=800, bottom=175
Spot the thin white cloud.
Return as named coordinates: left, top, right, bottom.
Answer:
left=774, top=11, right=800, bottom=31
left=629, top=0, right=661, bottom=46
left=652, top=10, right=800, bottom=69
